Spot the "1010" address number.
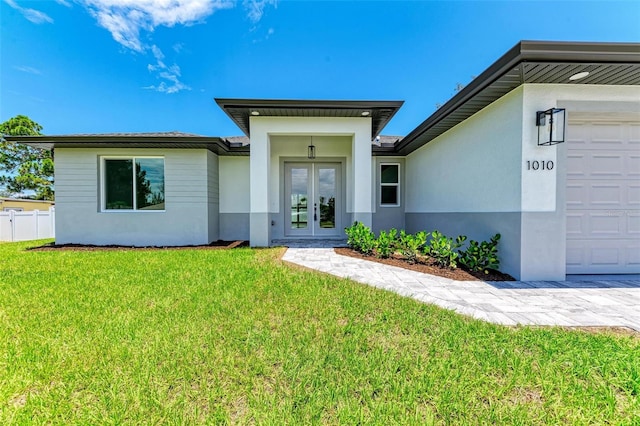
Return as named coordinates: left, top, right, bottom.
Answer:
left=526, top=160, right=554, bottom=171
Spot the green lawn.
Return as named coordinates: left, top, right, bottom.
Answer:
left=1, top=240, right=638, bottom=424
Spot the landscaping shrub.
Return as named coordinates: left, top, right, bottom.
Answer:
left=398, top=230, right=427, bottom=263
left=459, top=233, right=501, bottom=274
left=375, top=228, right=398, bottom=259
left=423, top=231, right=467, bottom=269
left=345, top=222, right=376, bottom=255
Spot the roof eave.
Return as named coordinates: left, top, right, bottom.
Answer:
left=395, top=41, right=640, bottom=156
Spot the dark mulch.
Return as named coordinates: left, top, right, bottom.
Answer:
left=28, top=241, right=249, bottom=251
left=334, top=247, right=515, bottom=282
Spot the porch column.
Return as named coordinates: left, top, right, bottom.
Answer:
left=352, top=120, right=373, bottom=227
left=249, top=127, right=271, bottom=247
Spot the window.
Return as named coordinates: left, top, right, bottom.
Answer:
left=102, top=157, right=165, bottom=211
left=380, top=163, right=400, bottom=206
left=3, top=207, right=23, bottom=212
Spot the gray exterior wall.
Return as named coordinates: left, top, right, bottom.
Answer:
left=219, top=213, right=250, bottom=241
left=372, top=157, right=405, bottom=234
left=207, top=151, right=220, bottom=242
left=55, top=148, right=213, bottom=246
left=406, top=212, right=522, bottom=279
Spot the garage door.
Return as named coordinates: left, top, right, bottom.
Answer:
left=566, top=114, right=640, bottom=274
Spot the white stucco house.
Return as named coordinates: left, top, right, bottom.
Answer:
left=11, top=41, right=640, bottom=281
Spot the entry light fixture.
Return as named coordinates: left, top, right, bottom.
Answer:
left=569, top=71, right=590, bottom=81
left=361, top=111, right=370, bottom=116
left=536, top=108, right=566, bottom=146
left=308, top=136, right=316, bottom=159
left=251, top=110, right=260, bottom=116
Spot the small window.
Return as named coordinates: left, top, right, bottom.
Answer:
left=3, top=207, right=23, bottom=212
left=102, top=157, right=165, bottom=211
left=380, top=163, right=400, bottom=206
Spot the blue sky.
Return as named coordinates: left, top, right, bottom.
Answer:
left=1, top=0, right=639, bottom=138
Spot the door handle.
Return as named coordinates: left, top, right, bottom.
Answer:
left=314, top=203, right=317, bottom=221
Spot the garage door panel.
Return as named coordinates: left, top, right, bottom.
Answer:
left=590, top=154, right=625, bottom=177
left=566, top=183, right=586, bottom=207
left=630, top=123, right=640, bottom=142
left=591, top=122, right=625, bottom=146
left=567, top=117, right=640, bottom=274
left=629, top=212, right=640, bottom=235
left=590, top=183, right=623, bottom=207
left=568, top=211, right=625, bottom=238
left=566, top=239, right=640, bottom=274
left=566, top=212, right=585, bottom=235
left=629, top=154, right=640, bottom=177
left=567, top=153, right=587, bottom=178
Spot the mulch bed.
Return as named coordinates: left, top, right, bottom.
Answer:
left=334, top=247, right=515, bottom=282
left=28, top=241, right=249, bottom=251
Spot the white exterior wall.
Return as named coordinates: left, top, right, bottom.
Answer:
left=406, top=87, right=524, bottom=213
left=54, top=148, right=213, bottom=246
left=219, top=157, right=250, bottom=213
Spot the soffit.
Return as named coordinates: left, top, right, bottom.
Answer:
left=215, top=98, right=404, bottom=138
left=395, top=41, right=640, bottom=155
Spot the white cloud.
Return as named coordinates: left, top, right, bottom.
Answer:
left=4, top=0, right=54, bottom=24
left=145, top=45, right=191, bottom=94
left=14, top=65, right=42, bottom=75
left=55, top=0, right=72, bottom=7
left=73, top=0, right=277, bottom=94
left=243, top=0, right=277, bottom=23
left=172, top=42, right=184, bottom=53
left=79, top=0, right=234, bottom=52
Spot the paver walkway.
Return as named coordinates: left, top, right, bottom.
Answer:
left=282, top=246, right=640, bottom=331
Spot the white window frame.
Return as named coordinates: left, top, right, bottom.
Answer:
left=100, top=156, right=166, bottom=213
left=379, top=162, right=400, bottom=207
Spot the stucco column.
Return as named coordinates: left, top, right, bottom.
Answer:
left=249, top=127, right=270, bottom=247
left=352, top=120, right=373, bottom=227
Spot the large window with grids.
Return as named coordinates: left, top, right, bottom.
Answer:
left=380, top=163, right=400, bottom=206
left=101, top=157, right=165, bottom=211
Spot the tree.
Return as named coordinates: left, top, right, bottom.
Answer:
left=0, top=115, right=54, bottom=200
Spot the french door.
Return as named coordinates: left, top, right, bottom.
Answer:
left=285, top=163, right=341, bottom=237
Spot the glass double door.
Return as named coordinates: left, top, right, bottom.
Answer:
left=285, top=163, right=340, bottom=237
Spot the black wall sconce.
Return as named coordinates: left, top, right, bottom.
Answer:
left=308, top=136, right=316, bottom=159
left=536, top=108, right=566, bottom=146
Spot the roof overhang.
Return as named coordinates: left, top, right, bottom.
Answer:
left=215, top=98, right=404, bottom=138
left=4, top=134, right=250, bottom=156
left=395, top=40, right=640, bottom=155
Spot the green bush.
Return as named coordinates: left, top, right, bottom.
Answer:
left=423, top=231, right=467, bottom=269
left=375, top=228, right=398, bottom=259
left=459, top=233, right=501, bottom=274
left=344, top=222, right=376, bottom=255
left=398, top=230, right=427, bottom=263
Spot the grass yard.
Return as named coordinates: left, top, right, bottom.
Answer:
left=1, top=240, right=638, bottom=424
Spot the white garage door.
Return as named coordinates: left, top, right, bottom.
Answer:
left=566, top=114, right=640, bottom=274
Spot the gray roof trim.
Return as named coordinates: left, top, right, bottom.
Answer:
left=215, top=98, right=404, bottom=138
left=395, top=40, right=640, bottom=155
left=6, top=135, right=250, bottom=156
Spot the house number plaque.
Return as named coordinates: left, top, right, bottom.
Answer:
left=526, top=160, right=554, bottom=171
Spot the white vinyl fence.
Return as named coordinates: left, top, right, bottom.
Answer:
left=0, top=208, right=55, bottom=242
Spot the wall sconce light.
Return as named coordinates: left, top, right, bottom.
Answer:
left=308, top=136, right=316, bottom=159
left=536, top=108, right=566, bottom=146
